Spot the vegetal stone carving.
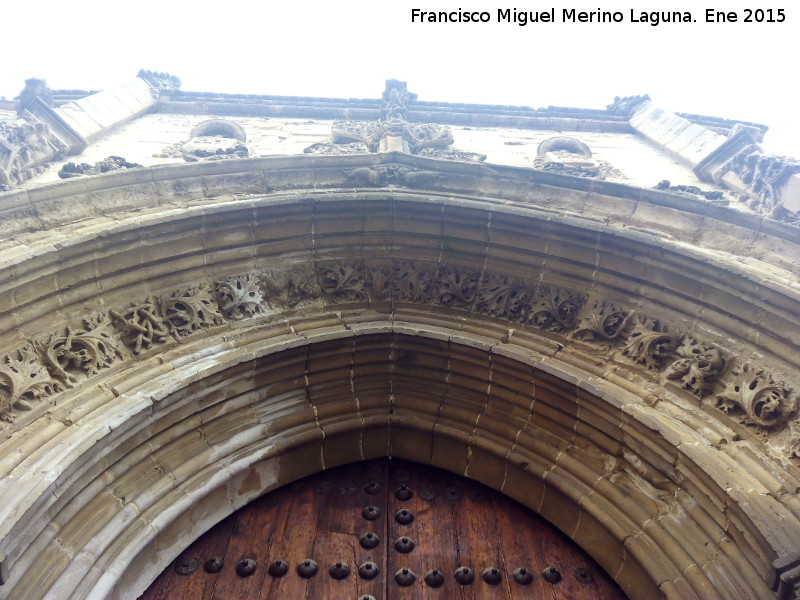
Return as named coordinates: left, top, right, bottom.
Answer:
left=38, top=313, right=122, bottom=387
left=393, top=260, right=435, bottom=303
left=317, top=262, right=366, bottom=302
left=622, top=317, right=678, bottom=369
left=527, top=287, right=585, bottom=332
left=58, top=156, right=142, bottom=179
left=0, top=346, right=57, bottom=422
left=303, top=142, right=370, bottom=155
left=434, top=267, right=480, bottom=309
left=162, top=284, right=225, bottom=337
left=366, top=262, right=393, bottom=300
left=716, top=363, right=797, bottom=428
left=215, top=273, right=266, bottom=319
left=664, top=337, right=725, bottom=398
left=654, top=180, right=725, bottom=201
left=717, top=145, right=800, bottom=218
left=572, top=300, right=632, bottom=342
left=475, top=273, right=534, bottom=321
left=418, top=148, right=487, bottom=162
left=111, top=298, right=170, bottom=354
left=1, top=116, right=67, bottom=187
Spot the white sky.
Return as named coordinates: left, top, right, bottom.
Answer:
left=3, top=1, right=797, bottom=156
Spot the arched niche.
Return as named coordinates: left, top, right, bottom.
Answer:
left=189, top=119, right=247, bottom=142
left=0, top=153, right=797, bottom=600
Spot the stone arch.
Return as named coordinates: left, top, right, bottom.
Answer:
left=0, top=154, right=797, bottom=600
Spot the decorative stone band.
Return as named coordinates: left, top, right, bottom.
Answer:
left=2, top=261, right=795, bottom=436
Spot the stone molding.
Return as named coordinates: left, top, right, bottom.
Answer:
left=0, top=155, right=797, bottom=600
left=2, top=261, right=794, bottom=433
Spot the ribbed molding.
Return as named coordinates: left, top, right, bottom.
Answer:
left=0, top=154, right=797, bottom=600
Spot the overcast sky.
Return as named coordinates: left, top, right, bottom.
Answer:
left=3, top=0, right=796, bottom=156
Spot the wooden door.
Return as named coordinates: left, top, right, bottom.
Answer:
left=140, top=459, right=628, bottom=599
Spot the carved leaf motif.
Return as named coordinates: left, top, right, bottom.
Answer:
left=622, top=317, right=677, bottom=370
left=394, top=261, right=434, bottom=303
left=435, top=267, right=480, bottom=309
left=317, top=262, right=366, bottom=302
left=39, top=313, right=121, bottom=387
left=716, top=363, right=797, bottom=428
left=303, top=142, right=370, bottom=155
left=111, top=298, right=169, bottom=354
left=163, top=284, right=225, bottom=337
left=286, top=267, right=319, bottom=306
left=216, top=273, right=266, bottom=319
left=664, top=337, right=725, bottom=398
left=0, top=346, right=57, bottom=422
left=475, top=274, right=534, bottom=321
left=366, top=262, right=392, bottom=300
left=528, top=287, right=585, bottom=332
left=571, top=300, right=632, bottom=342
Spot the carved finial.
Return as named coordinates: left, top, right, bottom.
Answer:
left=15, top=78, right=53, bottom=116
left=137, top=69, right=181, bottom=91
left=607, top=94, right=650, bottom=116
left=381, top=79, right=417, bottom=121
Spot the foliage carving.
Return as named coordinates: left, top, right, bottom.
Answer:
left=716, top=363, right=796, bottom=428
left=38, top=313, right=122, bottom=387
left=622, top=317, right=678, bottom=370
left=163, top=284, right=224, bottom=337
left=216, top=273, right=266, bottom=319
left=664, top=337, right=725, bottom=398
left=0, top=346, right=57, bottom=422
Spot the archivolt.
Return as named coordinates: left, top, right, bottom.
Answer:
left=0, top=324, right=775, bottom=600
left=0, top=154, right=798, bottom=600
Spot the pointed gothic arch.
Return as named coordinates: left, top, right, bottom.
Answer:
left=0, top=153, right=798, bottom=600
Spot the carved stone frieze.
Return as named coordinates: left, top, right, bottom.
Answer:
left=37, top=313, right=122, bottom=388
left=541, top=162, right=600, bottom=178
left=162, top=284, right=225, bottom=337
left=527, top=286, right=585, bottom=332
left=58, top=156, right=142, bottom=179
left=717, top=145, right=800, bottom=218
left=180, top=138, right=249, bottom=162
left=393, top=260, right=436, bottom=304
left=655, top=180, right=726, bottom=202
left=346, top=165, right=444, bottom=188
left=365, top=262, right=393, bottom=300
left=0, top=260, right=794, bottom=440
left=1, top=115, right=68, bottom=188
left=664, top=337, right=725, bottom=398
left=264, top=266, right=320, bottom=307
left=418, top=148, right=487, bottom=162
left=215, top=273, right=266, bottom=320
left=303, top=142, right=370, bottom=155
left=434, top=266, right=481, bottom=309
left=0, top=346, right=57, bottom=422
left=111, top=298, right=170, bottom=354
left=475, top=273, right=534, bottom=321
left=317, top=262, right=366, bottom=302
left=622, top=317, right=678, bottom=370
left=571, top=300, right=632, bottom=343
left=717, top=362, right=797, bottom=428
